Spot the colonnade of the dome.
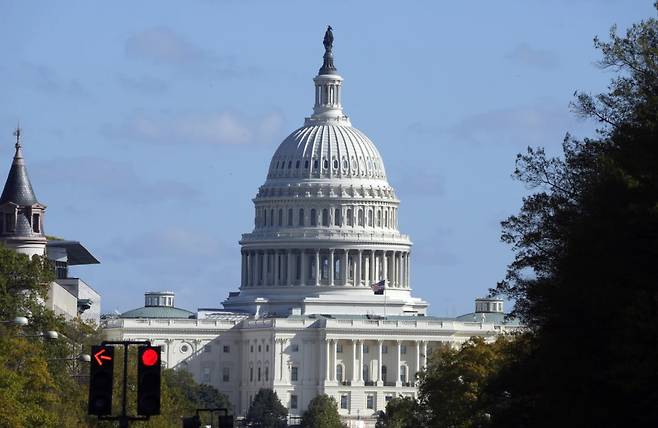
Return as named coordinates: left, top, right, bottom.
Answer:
left=240, top=248, right=410, bottom=289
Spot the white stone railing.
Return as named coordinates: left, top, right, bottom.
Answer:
left=104, top=318, right=241, bottom=329
left=241, top=229, right=410, bottom=243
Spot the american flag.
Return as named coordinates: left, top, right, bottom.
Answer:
left=370, top=279, right=385, bottom=295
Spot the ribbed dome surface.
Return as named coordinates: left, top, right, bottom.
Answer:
left=266, top=124, right=387, bottom=181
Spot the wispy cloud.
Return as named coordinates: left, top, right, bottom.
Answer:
left=505, top=43, right=559, bottom=70
left=102, top=110, right=285, bottom=146
left=393, top=169, right=445, bottom=197
left=14, top=62, right=89, bottom=98
left=446, top=102, right=591, bottom=147
left=117, top=74, right=169, bottom=94
left=124, top=27, right=259, bottom=78
left=32, top=157, right=199, bottom=205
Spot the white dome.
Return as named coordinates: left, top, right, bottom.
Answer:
left=266, top=124, right=387, bottom=182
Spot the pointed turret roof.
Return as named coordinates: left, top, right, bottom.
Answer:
left=0, top=128, right=40, bottom=206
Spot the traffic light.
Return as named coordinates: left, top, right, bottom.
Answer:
left=88, top=345, right=114, bottom=415
left=218, top=414, right=234, bottom=428
left=137, top=345, right=161, bottom=415
left=182, top=415, right=201, bottom=428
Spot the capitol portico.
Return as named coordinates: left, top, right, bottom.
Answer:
left=104, top=27, right=520, bottom=427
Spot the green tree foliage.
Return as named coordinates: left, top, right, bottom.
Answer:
left=301, top=394, right=344, bottom=428
left=489, top=5, right=658, bottom=426
left=375, top=396, right=423, bottom=428
left=246, top=388, right=288, bottom=428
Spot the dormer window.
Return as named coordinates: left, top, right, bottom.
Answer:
left=32, top=213, right=40, bottom=233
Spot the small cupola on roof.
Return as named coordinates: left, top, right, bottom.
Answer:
left=475, top=297, right=504, bottom=314
left=145, top=291, right=175, bottom=307
left=120, top=291, right=194, bottom=319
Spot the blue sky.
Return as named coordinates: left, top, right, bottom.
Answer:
left=0, top=1, right=653, bottom=315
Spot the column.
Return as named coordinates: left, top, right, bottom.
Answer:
left=258, top=252, right=264, bottom=285
left=314, top=250, right=320, bottom=286
left=377, top=340, right=383, bottom=385
left=246, top=252, right=251, bottom=287
left=329, top=250, right=335, bottom=286
left=415, top=341, right=421, bottom=382
left=351, top=340, right=358, bottom=383
left=421, top=341, right=428, bottom=369
left=395, top=340, right=402, bottom=387
left=241, top=252, right=246, bottom=287
left=287, top=250, right=293, bottom=286
left=342, top=250, right=349, bottom=285
left=357, top=340, right=364, bottom=383
left=395, top=252, right=400, bottom=287
left=301, top=250, right=308, bottom=286
left=325, top=339, right=331, bottom=382
left=382, top=251, right=388, bottom=286
left=273, top=251, right=279, bottom=286
left=332, top=340, right=338, bottom=381
left=400, top=253, right=405, bottom=288
left=406, top=252, right=411, bottom=288
left=370, top=251, right=376, bottom=283
left=355, top=250, right=362, bottom=287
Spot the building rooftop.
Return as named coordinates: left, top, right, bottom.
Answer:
left=120, top=306, right=195, bottom=319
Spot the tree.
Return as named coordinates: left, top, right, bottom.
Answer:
left=375, top=396, right=423, bottom=428
left=301, top=394, right=344, bottom=428
left=245, top=389, right=287, bottom=428
left=490, top=5, right=658, bottom=426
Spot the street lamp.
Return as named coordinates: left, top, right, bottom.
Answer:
left=1, top=316, right=29, bottom=326
left=19, top=330, right=60, bottom=340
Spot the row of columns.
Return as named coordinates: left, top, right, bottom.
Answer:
left=256, top=205, right=399, bottom=230
left=324, top=338, right=428, bottom=387
left=241, top=249, right=411, bottom=288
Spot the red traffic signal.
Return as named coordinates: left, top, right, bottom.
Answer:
left=141, top=347, right=159, bottom=366
left=137, top=346, right=162, bottom=415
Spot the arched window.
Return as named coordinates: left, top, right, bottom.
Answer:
left=358, top=209, right=364, bottom=226
left=336, top=364, right=343, bottom=382
left=347, top=209, right=353, bottom=226
left=288, top=208, right=293, bottom=226
left=322, top=209, right=329, bottom=226
left=384, top=210, right=388, bottom=228
left=310, top=209, right=317, bottom=226
left=296, top=160, right=300, bottom=169
left=250, top=366, right=254, bottom=382
left=288, top=161, right=292, bottom=169
left=377, top=210, right=381, bottom=227
left=363, top=364, right=370, bottom=382
left=270, top=209, right=274, bottom=227
left=367, top=209, right=373, bottom=227
left=400, top=365, right=407, bottom=383
left=305, top=160, right=309, bottom=169
left=264, top=209, right=267, bottom=227
left=265, top=366, right=269, bottom=381
left=258, top=367, right=261, bottom=382
left=278, top=209, right=283, bottom=226
left=334, top=208, right=340, bottom=226
left=333, top=159, right=339, bottom=169
left=299, top=209, right=305, bottom=226
left=313, top=159, right=319, bottom=170
left=323, top=159, right=329, bottom=169
left=381, top=365, right=388, bottom=383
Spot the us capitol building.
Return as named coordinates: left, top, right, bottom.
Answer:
left=105, top=28, right=518, bottom=427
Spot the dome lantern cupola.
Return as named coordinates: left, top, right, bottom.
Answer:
left=307, top=26, right=350, bottom=126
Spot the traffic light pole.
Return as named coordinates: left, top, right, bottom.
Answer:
left=97, top=340, right=153, bottom=428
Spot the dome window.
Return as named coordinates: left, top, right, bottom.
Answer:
left=296, top=160, right=300, bottom=169
left=288, top=208, right=293, bottom=226
left=288, top=161, right=292, bottom=169
left=334, top=208, right=341, bottom=226
left=278, top=209, right=283, bottom=226
left=275, top=161, right=279, bottom=169
left=322, top=209, right=329, bottom=226
left=347, top=209, right=353, bottom=226
left=343, top=159, right=348, bottom=169
left=310, top=209, right=317, bottom=226
left=323, top=159, right=329, bottom=169
left=333, top=159, right=338, bottom=169
left=305, top=160, right=309, bottom=169
left=313, top=159, right=319, bottom=169
left=298, top=209, right=305, bottom=226
left=270, top=209, right=274, bottom=227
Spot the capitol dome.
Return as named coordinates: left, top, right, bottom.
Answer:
left=223, top=27, right=427, bottom=317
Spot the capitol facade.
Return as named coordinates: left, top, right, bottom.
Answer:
left=105, top=28, right=519, bottom=427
